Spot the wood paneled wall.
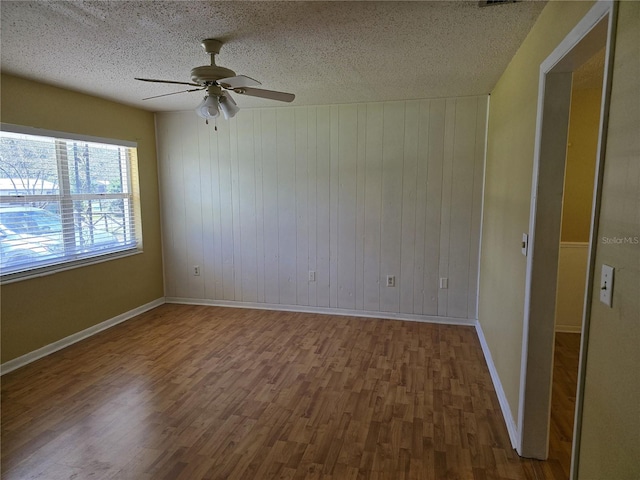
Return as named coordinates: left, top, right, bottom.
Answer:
left=156, top=96, right=487, bottom=320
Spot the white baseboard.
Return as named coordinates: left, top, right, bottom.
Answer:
left=0, top=297, right=166, bottom=375
left=555, top=325, right=582, bottom=334
left=165, top=297, right=477, bottom=327
left=474, top=320, right=519, bottom=450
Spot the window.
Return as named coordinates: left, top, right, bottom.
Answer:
left=0, top=125, right=141, bottom=281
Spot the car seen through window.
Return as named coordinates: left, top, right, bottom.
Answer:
left=0, top=206, right=119, bottom=272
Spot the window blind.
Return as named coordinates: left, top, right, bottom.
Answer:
left=0, top=128, right=140, bottom=281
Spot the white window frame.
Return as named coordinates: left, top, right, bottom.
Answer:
left=0, top=124, right=142, bottom=283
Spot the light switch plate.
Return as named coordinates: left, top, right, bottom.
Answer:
left=521, top=233, right=529, bottom=256
left=600, top=264, right=614, bottom=307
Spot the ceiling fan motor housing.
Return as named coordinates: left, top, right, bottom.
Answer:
left=191, top=65, right=236, bottom=85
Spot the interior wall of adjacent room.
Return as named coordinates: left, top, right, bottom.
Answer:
left=555, top=70, right=603, bottom=334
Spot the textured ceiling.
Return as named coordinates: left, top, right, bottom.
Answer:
left=1, top=1, right=547, bottom=112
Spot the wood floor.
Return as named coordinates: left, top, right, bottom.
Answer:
left=2, top=305, right=571, bottom=479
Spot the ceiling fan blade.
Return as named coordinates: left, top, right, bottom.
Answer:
left=135, top=77, right=201, bottom=87
left=232, top=87, right=295, bottom=103
left=142, top=87, right=204, bottom=100
left=217, top=75, right=261, bottom=89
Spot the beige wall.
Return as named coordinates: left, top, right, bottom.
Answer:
left=0, top=74, right=164, bottom=363
left=481, top=0, right=639, bottom=476
left=478, top=0, right=595, bottom=427
left=578, top=1, right=640, bottom=477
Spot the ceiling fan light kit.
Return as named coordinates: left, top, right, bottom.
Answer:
left=136, top=38, right=295, bottom=123
left=219, top=93, right=240, bottom=119
left=196, top=94, right=220, bottom=120
left=195, top=88, right=240, bottom=121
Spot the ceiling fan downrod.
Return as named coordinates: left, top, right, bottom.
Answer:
left=190, top=40, right=236, bottom=85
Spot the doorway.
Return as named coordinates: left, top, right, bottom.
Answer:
left=517, top=1, right=617, bottom=479
left=548, top=48, right=605, bottom=478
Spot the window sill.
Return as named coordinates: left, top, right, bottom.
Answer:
left=0, top=248, right=143, bottom=285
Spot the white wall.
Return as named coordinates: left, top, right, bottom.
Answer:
left=554, top=242, right=589, bottom=333
left=156, top=96, right=487, bottom=321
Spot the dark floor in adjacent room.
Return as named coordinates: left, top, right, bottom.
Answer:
left=546, top=332, right=581, bottom=480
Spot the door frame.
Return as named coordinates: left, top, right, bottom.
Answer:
left=517, top=0, right=617, bottom=473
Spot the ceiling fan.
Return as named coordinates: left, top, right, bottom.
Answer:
left=135, top=39, right=295, bottom=121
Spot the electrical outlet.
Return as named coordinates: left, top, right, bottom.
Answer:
left=193, top=265, right=200, bottom=276
left=308, top=270, right=316, bottom=282
left=386, top=275, right=395, bottom=287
